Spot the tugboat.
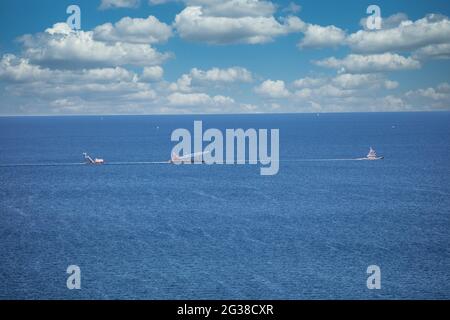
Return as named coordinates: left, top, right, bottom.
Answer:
left=364, top=147, right=383, bottom=160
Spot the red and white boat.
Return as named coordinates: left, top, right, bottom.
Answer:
left=83, top=152, right=105, bottom=164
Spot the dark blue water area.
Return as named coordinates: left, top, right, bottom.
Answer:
left=0, top=112, right=449, bottom=299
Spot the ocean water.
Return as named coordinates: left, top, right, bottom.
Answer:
left=0, top=112, right=449, bottom=299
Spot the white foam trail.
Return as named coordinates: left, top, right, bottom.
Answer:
left=106, top=161, right=168, bottom=165
left=280, top=158, right=362, bottom=162
left=0, top=158, right=366, bottom=167
left=0, top=162, right=86, bottom=167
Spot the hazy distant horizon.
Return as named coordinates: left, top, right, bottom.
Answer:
left=1, top=110, right=450, bottom=118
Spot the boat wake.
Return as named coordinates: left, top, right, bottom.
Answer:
left=281, top=159, right=362, bottom=162
left=105, top=161, right=169, bottom=165
left=0, top=158, right=379, bottom=167
left=0, top=161, right=168, bottom=168
left=0, top=162, right=86, bottom=167
left=0, top=148, right=383, bottom=167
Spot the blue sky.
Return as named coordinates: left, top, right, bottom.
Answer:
left=0, top=0, right=449, bottom=115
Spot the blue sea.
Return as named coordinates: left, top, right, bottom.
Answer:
left=0, top=112, right=449, bottom=299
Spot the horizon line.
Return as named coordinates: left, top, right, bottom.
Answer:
left=1, top=110, right=449, bottom=117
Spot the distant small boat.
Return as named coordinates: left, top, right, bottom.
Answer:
left=363, top=147, right=383, bottom=160
left=169, top=151, right=209, bottom=164
left=83, top=152, right=104, bottom=164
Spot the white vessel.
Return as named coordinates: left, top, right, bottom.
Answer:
left=169, top=151, right=209, bottom=164
left=83, top=152, right=105, bottom=164
left=365, top=147, right=383, bottom=160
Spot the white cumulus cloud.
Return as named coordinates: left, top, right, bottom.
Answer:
left=293, top=77, right=325, bottom=88
left=299, top=24, right=346, bottom=48
left=174, top=5, right=305, bottom=44
left=254, top=79, right=290, bottom=98
left=99, top=0, right=140, bottom=10
left=190, top=66, right=252, bottom=82
left=413, top=43, right=450, bottom=60
left=315, top=53, right=421, bottom=73
left=332, top=73, right=398, bottom=90
left=188, top=0, right=276, bottom=18
left=19, top=23, right=171, bottom=68
left=167, top=92, right=235, bottom=106
left=141, top=66, right=164, bottom=81
left=348, top=14, right=450, bottom=54
left=168, top=66, right=252, bottom=92
left=93, top=16, right=172, bottom=44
